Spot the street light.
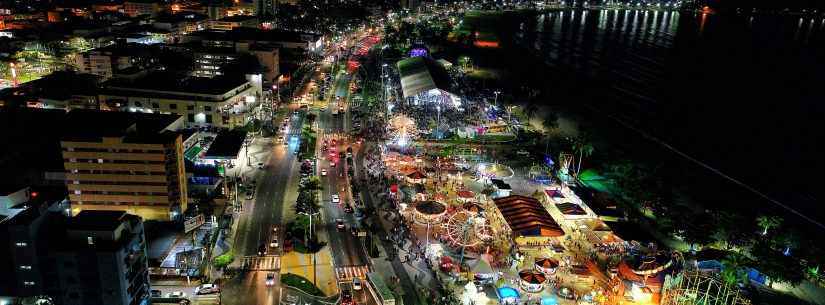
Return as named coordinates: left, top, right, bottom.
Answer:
left=493, top=90, right=501, bottom=108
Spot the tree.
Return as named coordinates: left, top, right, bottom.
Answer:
left=541, top=111, right=559, bottom=132
left=756, top=215, right=782, bottom=236
left=523, top=102, right=538, bottom=128
left=720, top=254, right=749, bottom=287
left=571, top=136, right=594, bottom=177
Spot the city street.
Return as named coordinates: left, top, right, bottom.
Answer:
left=219, top=107, right=305, bottom=305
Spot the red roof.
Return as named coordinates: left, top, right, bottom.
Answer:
left=457, top=190, right=474, bottom=198
left=493, top=195, right=564, bottom=237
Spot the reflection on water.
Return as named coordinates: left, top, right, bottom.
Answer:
left=516, top=8, right=825, bottom=217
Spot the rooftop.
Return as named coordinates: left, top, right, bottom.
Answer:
left=69, top=210, right=130, bottom=231
left=493, top=195, right=564, bottom=237
left=62, top=109, right=182, bottom=143
left=204, top=129, right=247, bottom=159
left=192, top=28, right=320, bottom=44
left=396, top=56, right=451, bottom=99
left=104, top=72, right=250, bottom=96
left=217, top=15, right=258, bottom=22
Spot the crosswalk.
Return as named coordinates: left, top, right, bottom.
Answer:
left=240, top=255, right=281, bottom=271
left=335, top=265, right=371, bottom=281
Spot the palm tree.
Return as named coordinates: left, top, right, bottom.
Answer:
left=721, top=254, right=748, bottom=287
left=756, top=215, right=782, bottom=235
left=524, top=103, right=539, bottom=128
left=571, top=137, right=594, bottom=177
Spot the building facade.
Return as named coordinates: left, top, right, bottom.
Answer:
left=45, top=211, right=150, bottom=305
left=123, top=0, right=161, bottom=17
left=60, top=110, right=189, bottom=221
left=99, top=74, right=259, bottom=128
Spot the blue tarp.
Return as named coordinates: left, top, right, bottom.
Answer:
left=498, top=286, right=520, bottom=300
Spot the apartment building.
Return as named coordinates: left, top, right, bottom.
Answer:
left=0, top=201, right=150, bottom=305
left=98, top=72, right=259, bottom=128
left=60, top=110, right=188, bottom=221
left=46, top=210, right=150, bottom=305
left=73, top=44, right=155, bottom=81
left=208, top=15, right=259, bottom=31
left=123, top=0, right=162, bottom=17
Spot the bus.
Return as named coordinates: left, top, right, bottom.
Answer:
left=366, top=272, right=395, bottom=305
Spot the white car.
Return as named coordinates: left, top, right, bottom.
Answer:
left=352, top=277, right=362, bottom=291
left=257, top=162, right=264, bottom=169
left=321, top=169, right=328, bottom=176
left=196, top=284, right=220, bottom=295
left=331, top=194, right=340, bottom=204
left=167, top=291, right=187, bottom=298
left=270, top=238, right=279, bottom=248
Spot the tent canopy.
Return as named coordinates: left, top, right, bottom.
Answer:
left=397, top=57, right=451, bottom=99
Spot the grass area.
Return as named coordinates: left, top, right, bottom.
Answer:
left=213, top=250, right=235, bottom=269
left=281, top=273, right=325, bottom=297
left=467, top=67, right=503, bottom=80
left=299, top=130, right=317, bottom=160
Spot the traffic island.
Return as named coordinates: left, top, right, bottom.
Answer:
left=281, top=273, right=325, bottom=297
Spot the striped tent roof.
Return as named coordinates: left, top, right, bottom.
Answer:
left=493, top=195, right=564, bottom=237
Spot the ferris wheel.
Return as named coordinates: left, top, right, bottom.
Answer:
left=442, top=210, right=494, bottom=248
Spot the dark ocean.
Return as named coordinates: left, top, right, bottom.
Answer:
left=514, top=9, right=825, bottom=223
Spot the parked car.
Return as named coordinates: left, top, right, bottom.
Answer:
left=196, top=284, right=220, bottom=295
left=166, top=291, right=187, bottom=298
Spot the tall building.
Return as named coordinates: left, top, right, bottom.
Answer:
left=254, top=0, right=276, bottom=17
left=60, top=110, right=189, bottom=221
left=0, top=199, right=150, bottom=305
left=45, top=210, right=150, bottom=305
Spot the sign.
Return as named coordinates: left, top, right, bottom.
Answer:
left=184, top=214, right=205, bottom=233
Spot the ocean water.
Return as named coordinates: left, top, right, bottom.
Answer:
left=515, top=9, right=825, bottom=221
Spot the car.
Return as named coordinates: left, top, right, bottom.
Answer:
left=258, top=243, right=267, bottom=256
left=273, top=226, right=279, bottom=233
left=245, top=191, right=254, bottom=200
left=257, top=162, right=264, bottom=169
left=321, top=169, right=327, bottom=176
left=352, top=277, right=362, bottom=290
left=265, top=273, right=276, bottom=286
left=336, top=218, right=345, bottom=230
left=278, top=136, right=284, bottom=142
left=270, top=238, right=279, bottom=248
left=341, top=290, right=354, bottom=305
left=196, top=284, right=220, bottom=295
left=166, top=291, right=187, bottom=298
left=331, top=194, right=340, bottom=204
left=343, top=204, right=353, bottom=213
left=293, top=149, right=299, bottom=155
left=330, top=162, right=336, bottom=167
left=150, top=289, right=162, bottom=298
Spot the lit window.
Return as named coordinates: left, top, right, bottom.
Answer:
left=87, top=236, right=94, bottom=245
left=74, top=190, right=81, bottom=195
left=16, top=242, right=27, bottom=247
left=23, top=281, right=35, bottom=286
left=20, top=265, right=32, bottom=270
